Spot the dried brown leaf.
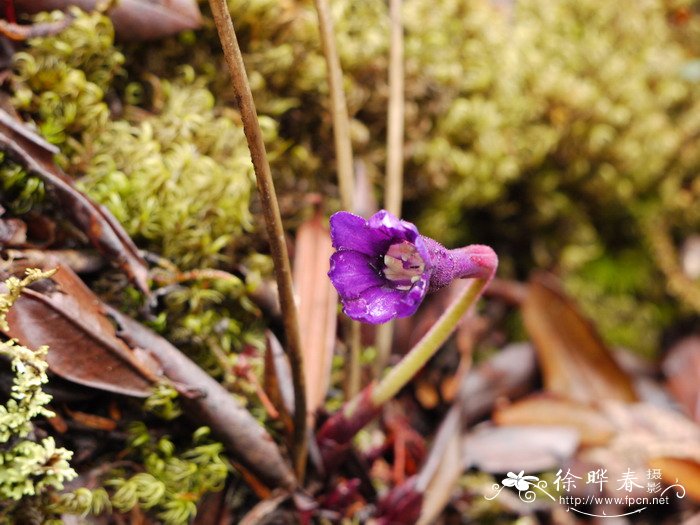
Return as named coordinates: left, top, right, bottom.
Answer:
left=522, top=273, right=637, bottom=403
left=108, top=308, right=298, bottom=491
left=14, top=0, right=202, bottom=41
left=493, top=394, right=615, bottom=447
left=663, top=335, right=700, bottom=422
left=2, top=264, right=159, bottom=396
left=464, top=424, right=580, bottom=473
left=0, top=109, right=150, bottom=294
left=292, top=212, right=337, bottom=417
left=647, top=457, right=700, bottom=502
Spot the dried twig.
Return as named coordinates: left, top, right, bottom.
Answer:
left=313, top=0, right=355, bottom=210
left=207, top=0, right=307, bottom=481
left=312, top=0, right=363, bottom=398
left=0, top=15, right=74, bottom=41
left=376, top=0, right=406, bottom=374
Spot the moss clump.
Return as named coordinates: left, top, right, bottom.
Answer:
left=104, top=424, right=229, bottom=525
left=12, top=9, right=255, bottom=270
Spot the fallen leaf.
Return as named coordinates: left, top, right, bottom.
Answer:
left=2, top=264, right=159, bottom=396
left=464, top=424, right=580, bottom=473
left=14, top=0, right=202, bottom=41
left=0, top=217, right=27, bottom=245
left=459, top=342, right=538, bottom=423
left=109, top=307, right=298, bottom=491
left=493, top=394, right=615, bottom=447
left=647, top=457, right=700, bottom=502
left=292, top=210, right=337, bottom=418
left=0, top=109, right=150, bottom=294
left=663, top=335, right=700, bottom=423
left=522, top=273, right=637, bottom=403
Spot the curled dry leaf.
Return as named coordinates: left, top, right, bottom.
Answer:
left=2, top=264, right=159, bottom=396
left=0, top=109, right=150, bottom=294
left=14, top=0, right=202, bottom=41
left=522, top=272, right=637, bottom=403
left=292, top=211, right=337, bottom=418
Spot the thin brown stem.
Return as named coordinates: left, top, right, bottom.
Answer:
left=385, top=0, right=405, bottom=216
left=313, top=0, right=355, bottom=210
left=208, top=0, right=307, bottom=481
left=313, top=0, right=363, bottom=400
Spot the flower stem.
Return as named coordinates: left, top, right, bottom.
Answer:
left=207, top=0, right=307, bottom=481
left=317, top=247, right=497, bottom=465
left=371, top=271, right=492, bottom=406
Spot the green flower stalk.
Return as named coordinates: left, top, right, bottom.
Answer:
left=318, top=210, right=497, bottom=468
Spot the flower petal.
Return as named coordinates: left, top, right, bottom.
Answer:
left=341, top=278, right=427, bottom=324
left=328, top=251, right=383, bottom=298
left=368, top=210, right=420, bottom=245
left=329, top=211, right=389, bottom=256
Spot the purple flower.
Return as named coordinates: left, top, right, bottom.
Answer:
left=328, top=210, right=432, bottom=324
left=328, top=210, right=497, bottom=324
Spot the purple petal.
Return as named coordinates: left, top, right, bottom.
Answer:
left=367, top=210, right=420, bottom=245
left=329, top=211, right=388, bottom=256
left=342, top=278, right=427, bottom=324
left=328, top=251, right=383, bottom=298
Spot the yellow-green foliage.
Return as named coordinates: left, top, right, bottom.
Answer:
left=0, top=270, right=77, bottom=514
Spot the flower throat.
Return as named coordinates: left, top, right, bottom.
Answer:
left=383, top=241, right=426, bottom=290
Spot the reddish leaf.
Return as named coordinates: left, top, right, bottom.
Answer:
left=2, top=264, right=159, bottom=396
left=522, top=273, right=637, bottom=403
left=14, top=0, right=202, bottom=41
left=0, top=109, right=149, bottom=294
left=292, top=211, right=337, bottom=417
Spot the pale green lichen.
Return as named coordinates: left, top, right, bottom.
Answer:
left=0, top=270, right=77, bottom=515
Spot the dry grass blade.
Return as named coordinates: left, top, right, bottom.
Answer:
left=522, top=272, right=637, bottom=403
left=264, top=330, right=295, bottom=439
left=293, top=211, right=337, bottom=419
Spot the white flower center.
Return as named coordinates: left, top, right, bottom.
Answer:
left=382, top=241, right=426, bottom=290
